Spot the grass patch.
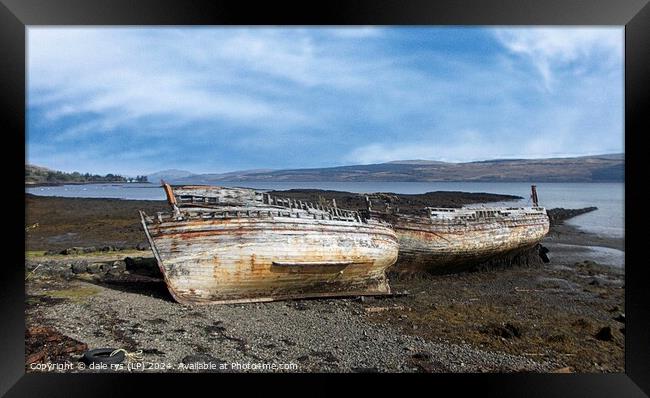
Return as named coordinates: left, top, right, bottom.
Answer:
left=44, top=286, right=100, bottom=302
left=25, top=251, right=49, bottom=258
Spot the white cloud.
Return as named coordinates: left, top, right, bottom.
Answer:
left=493, top=27, right=623, bottom=90
left=325, top=27, right=383, bottom=39
left=27, top=27, right=394, bottom=144
left=27, top=27, right=624, bottom=174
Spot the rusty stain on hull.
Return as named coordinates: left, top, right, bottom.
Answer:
left=140, top=185, right=399, bottom=304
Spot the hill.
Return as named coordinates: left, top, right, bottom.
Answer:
left=168, top=154, right=624, bottom=183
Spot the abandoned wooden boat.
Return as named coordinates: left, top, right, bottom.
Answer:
left=139, top=184, right=399, bottom=304
left=370, top=186, right=550, bottom=274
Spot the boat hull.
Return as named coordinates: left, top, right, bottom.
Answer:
left=391, top=214, right=550, bottom=274
left=140, top=213, right=399, bottom=304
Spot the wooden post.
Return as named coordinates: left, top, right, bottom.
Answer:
left=161, top=180, right=177, bottom=206
left=531, top=185, right=539, bottom=207
left=161, top=180, right=180, bottom=217
left=365, top=195, right=372, bottom=211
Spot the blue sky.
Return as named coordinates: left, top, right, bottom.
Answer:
left=27, top=27, right=623, bottom=176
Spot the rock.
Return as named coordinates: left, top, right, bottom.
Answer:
left=71, top=262, right=88, bottom=274
left=124, top=257, right=158, bottom=276
left=106, top=268, right=123, bottom=278
left=105, top=260, right=126, bottom=277
left=82, top=247, right=97, bottom=253
left=86, top=263, right=103, bottom=274
left=136, top=242, right=149, bottom=251
left=60, top=247, right=84, bottom=255
left=595, top=326, right=613, bottom=341
left=59, top=267, right=74, bottom=280
left=99, top=262, right=113, bottom=272
left=481, top=322, right=522, bottom=339
left=614, top=313, right=625, bottom=323
left=412, top=352, right=431, bottom=360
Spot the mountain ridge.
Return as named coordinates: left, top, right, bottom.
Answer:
left=152, top=153, right=624, bottom=183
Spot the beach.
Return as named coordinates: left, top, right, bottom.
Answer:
left=24, top=193, right=624, bottom=373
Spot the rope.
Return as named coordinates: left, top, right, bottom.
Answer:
left=110, top=348, right=144, bottom=362
left=25, top=264, right=42, bottom=280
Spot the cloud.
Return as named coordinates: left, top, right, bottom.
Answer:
left=28, top=27, right=394, bottom=145
left=325, top=27, right=384, bottom=39
left=493, top=27, right=623, bottom=90
left=27, top=27, right=624, bottom=175
left=28, top=28, right=315, bottom=133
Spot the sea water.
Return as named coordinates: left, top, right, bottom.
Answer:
left=26, top=181, right=624, bottom=239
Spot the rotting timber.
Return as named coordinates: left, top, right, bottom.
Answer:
left=368, top=185, right=550, bottom=274
left=139, top=184, right=399, bottom=304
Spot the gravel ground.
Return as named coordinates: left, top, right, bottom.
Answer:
left=26, top=277, right=556, bottom=373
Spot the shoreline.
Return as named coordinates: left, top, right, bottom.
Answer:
left=26, top=181, right=154, bottom=188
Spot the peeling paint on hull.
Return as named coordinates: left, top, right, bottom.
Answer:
left=381, top=207, right=550, bottom=274
left=140, top=210, right=399, bottom=305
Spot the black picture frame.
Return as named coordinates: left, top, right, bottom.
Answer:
left=3, top=0, right=649, bottom=396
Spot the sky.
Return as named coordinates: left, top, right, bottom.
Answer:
left=27, top=27, right=624, bottom=176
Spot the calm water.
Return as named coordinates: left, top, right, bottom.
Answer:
left=26, top=181, right=624, bottom=239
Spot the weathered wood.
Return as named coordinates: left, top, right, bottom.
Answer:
left=140, top=186, right=399, bottom=305
left=379, top=206, right=550, bottom=273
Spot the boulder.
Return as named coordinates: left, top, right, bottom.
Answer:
left=86, top=263, right=103, bottom=274
left=124, top=257, right=159, bottom=276
left=60, top=247, right=84, bottom=255
left=71, top=262, right=88, bottom=274
left=111, top=260, right=127, bottom=271
left=595, top=326, right=613, bottom=341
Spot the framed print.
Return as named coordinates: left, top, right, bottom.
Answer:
left=2, top=0, right=649, bottom=396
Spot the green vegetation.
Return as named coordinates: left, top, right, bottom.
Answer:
left=25, top=251, right=49, bottom=258
left=44, top=286, right=100, bottom=301
left=25, top=164, right=148, bottom=185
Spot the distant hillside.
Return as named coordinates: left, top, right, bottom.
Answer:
left=171, top=154, right=624, bottom=183
left=25, top=164, right=147, bottom=185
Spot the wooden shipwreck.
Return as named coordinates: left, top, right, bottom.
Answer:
left=369, top=185, right=550, bottom=274
left=139, top=184, right=399, bottom=304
